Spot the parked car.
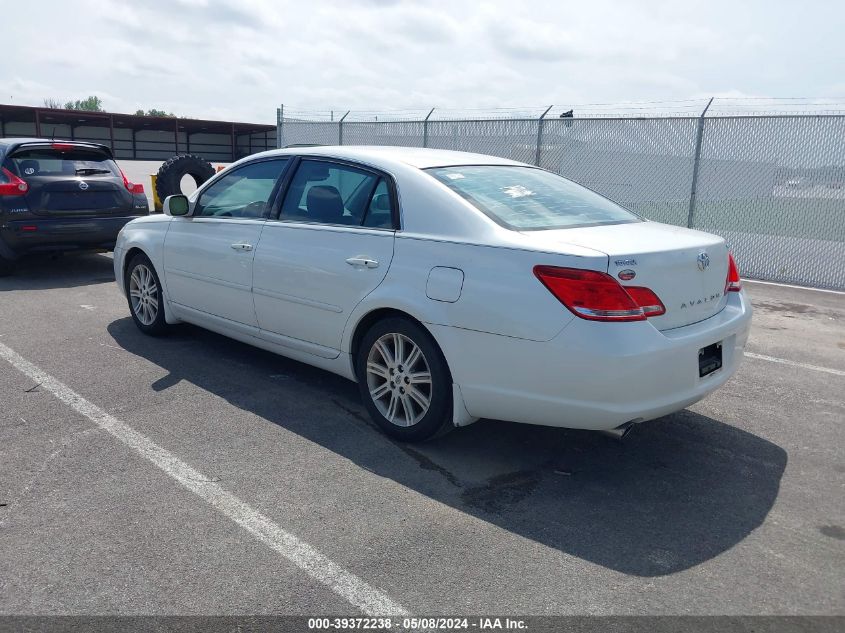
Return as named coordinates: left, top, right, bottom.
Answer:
left=0, top=138, right=148, bottom=275
left=114, top=146, right=751, bottom=441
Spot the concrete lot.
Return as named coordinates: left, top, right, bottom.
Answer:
left=0, top=253, right=843, bottom=615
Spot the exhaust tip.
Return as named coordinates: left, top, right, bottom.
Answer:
left=597, top=418, right=643, bottom=440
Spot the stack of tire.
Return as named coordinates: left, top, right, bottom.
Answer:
left=154, top=154, right=216, bottom=209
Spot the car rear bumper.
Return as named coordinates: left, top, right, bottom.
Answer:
left=430, top=290, right=753, bottom=430
left=0, top=215, right=143, bottom=256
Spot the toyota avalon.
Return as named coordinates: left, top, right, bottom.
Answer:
left=113, top=146, right=751, bottom=441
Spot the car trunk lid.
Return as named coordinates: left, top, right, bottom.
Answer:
left=524, top=221, right=730, bottom=330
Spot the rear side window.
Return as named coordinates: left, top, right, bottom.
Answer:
left=361, top=179, right=394, bottom=228
left=5, top=148, right=119, bottom=178
left=280, top=159, right=393, bottom=228
left=426, top=165, right=640, bottom=230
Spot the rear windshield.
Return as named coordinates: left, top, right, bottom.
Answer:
left=426, top=165, right=640, bottom=230
left=5, top=148, right=119, bottom=179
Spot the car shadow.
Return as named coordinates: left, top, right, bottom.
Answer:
left=0, top=252, right=115, bottom=291
left=108, top=317, right=787, bottom=578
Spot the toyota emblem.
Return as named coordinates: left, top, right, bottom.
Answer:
left=697, top=252, right=710, bottom=271
left=78, top=181, right=89, bottom=190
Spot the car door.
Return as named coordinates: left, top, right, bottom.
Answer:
left=252, top=157, right=397, bottom=356
left=163, top=158, right=289, bottom=327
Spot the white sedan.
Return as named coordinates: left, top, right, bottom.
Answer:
left=114, top=146, right=751, bottom=441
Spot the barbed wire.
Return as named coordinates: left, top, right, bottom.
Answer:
left=280, top=97, right=845, bottom=122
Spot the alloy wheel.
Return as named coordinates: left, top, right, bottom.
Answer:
left=366, top=332, right=433, bottom=427
left=129, top=264, right=159, bottom=326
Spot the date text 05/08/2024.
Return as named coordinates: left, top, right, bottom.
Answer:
left=307, top=617, right=528, bottom=630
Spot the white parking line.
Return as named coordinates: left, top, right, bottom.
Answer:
left=742, top=279, right=845, bottom=295
left=744, top=352, right=845, bottom=377
left=0, top=340, right=409, bottom=617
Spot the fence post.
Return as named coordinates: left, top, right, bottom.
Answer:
left=338, top=111, right=350, bottom=145
left=276, top=104, right=283, bottom=149
left=230, top=122, right=236, bottom=162
left=423, top=107, right=435, bottom=147
left=534, top=105, right=553, bottom=167
left=687, top=97, right=714, bottom=228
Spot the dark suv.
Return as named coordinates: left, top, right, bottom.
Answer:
left=0, top=138, right=149, bottom=275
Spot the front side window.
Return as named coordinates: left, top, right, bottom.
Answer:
left=426, top=165, right=640, bottom=230
left=280, top=159, right=391, bottom=227
left=195, top=159, right=288, bottom=218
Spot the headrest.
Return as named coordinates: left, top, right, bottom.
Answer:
left=306, top=185, right=344, bottom=223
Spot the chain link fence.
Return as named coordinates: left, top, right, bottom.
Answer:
left=278, top=103, right=845, bottom=290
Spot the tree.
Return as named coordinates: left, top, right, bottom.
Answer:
left=134, top=108, right=175, bottom=117
left=43, top=98, right=63, bottom=109
left=64, top=96, right=104, bottom=112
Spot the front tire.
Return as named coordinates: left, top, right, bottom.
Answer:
left=125, top=253, right=168, bottom=335
left=355, top=317, right=452, bottom=442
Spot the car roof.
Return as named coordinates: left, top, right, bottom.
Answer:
left=0, top=138, right=114, bottom=163
left=0, top=137, right=42, bottom=146
left=0, top=138, right=112, bottom=149
left=266, top=145, right=528, bottom=170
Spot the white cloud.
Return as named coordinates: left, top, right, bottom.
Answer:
left=2, top=0, right=841, bottom=122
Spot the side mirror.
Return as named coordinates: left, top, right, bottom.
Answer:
left=163, top=194, right=190, bottom=216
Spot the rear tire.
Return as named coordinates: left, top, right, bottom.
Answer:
left=355, top=317, right=452, bottom=442
left=125, top=253, right=168, bottom=335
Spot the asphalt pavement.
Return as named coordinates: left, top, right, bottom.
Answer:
left=0, top=252, right=843, bottom=616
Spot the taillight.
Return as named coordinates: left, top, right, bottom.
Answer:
left=534, top=266, right=666, bottom=322
left=51, top=142, right=76, bottom=151
left=117, top=167, right=141, bottom=194
left=625, top=286, right=666, bottom=317
left=130, top=183, right=145, bottom=195
left=726, top=253, right=741, bottom=292
left=0, top=167, right=29, bottom=196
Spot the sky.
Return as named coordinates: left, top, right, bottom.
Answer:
left=2, top=0, right=844, bottom=123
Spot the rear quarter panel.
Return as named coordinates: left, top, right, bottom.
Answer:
left=342, top=235, right=609, bottom=351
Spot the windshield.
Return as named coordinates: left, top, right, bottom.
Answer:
left=426, top=165, right=641, bottom=230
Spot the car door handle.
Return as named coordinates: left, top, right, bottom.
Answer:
left=346, top=256, right=379, bottom=269
left=231, top=242, right=253, bottom=251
